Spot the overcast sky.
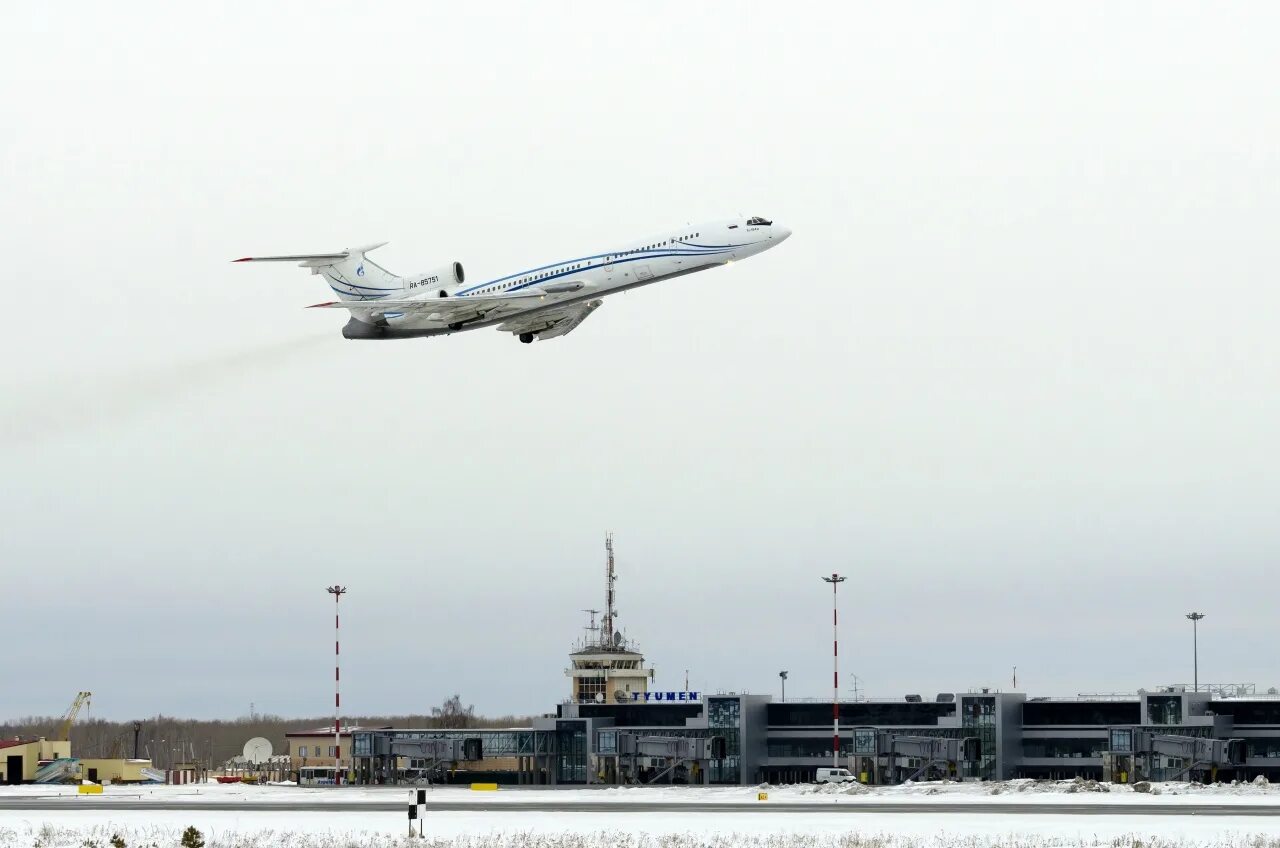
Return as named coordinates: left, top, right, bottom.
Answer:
left=3, top=2, right=1278, bottom=722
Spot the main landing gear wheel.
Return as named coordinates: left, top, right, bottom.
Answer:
left=519, top=332, right=535, bottom=344
left=448, top=322, right=463, bottom=330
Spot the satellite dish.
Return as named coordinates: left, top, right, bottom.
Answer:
left=613, top=631, right=623, bottom=647
left=242, top=737, right=273, bottom=764
left=594, top=692, right=605, bottom=703
left=613, top=690, right=627, bottom=703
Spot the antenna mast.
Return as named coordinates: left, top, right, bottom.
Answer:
left=603, top=532, right=618, bottom=648
left=581, top=609, right=600, bottom=648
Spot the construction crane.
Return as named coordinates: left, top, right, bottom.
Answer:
left=57, top=692, right=92, bottom=742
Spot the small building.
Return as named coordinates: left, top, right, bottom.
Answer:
left=0, top=738, right=71, bottom=784
left=77, top=759, right=154, bottom=784
left=285, top=727, right=367, bottom=771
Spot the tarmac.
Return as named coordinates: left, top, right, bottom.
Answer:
left=4, top=798, right=1280, bottom=816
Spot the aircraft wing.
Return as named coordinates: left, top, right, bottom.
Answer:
left=309, top=292, right=542, bottom=321
left=497, top=299, right=603, bottom=340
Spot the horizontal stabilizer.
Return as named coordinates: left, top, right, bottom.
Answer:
left=232, top=243, right=388, bottom=266
left=233, top=252, right=347, bottom=263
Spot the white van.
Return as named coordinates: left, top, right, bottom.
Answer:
left=815, top=767, right=856, bottom=784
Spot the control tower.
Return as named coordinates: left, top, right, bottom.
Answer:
left=566, top=534, right=654, bottom=704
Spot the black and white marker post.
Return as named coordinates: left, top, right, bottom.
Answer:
left=407, top=789, right=426, bottom=837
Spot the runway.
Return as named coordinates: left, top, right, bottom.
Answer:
left=4, top=798, right=1280, bottom=816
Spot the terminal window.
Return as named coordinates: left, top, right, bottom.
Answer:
left=768, top=702, right=954, bottom=727
left=707, top=698, right=741, bottom=784
left=1146, top=696, right=1182, bottom=726
left=1022, top=739, right=1105, bottom=758
left=963, top=696, right=997, bottom=780
left=1022, top=701, right=1140, bottom=726
left=1210, top=702, right=1280, bottom=724
left=1109, top=728, right=1133, bottom=753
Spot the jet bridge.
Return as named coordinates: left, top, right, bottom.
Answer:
left=850, top=730, right=978, bottom=785
left=353, top=729, right=554, bottom=786
left=603, top=734, right=725, bottom=785
left=1104, top=728, right=1245, bottom=783
left=383, top=737, right=483, bottom=784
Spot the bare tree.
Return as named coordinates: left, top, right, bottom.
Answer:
left=430, top=695, right=475, bottom=729
left=0, top=702, right=526, bottom=767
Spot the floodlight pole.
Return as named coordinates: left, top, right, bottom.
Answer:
left=328, top=585, right=347, bottom=784
left=1186, top=612, right=1205, bottom=692
left=779, top=670, right=788, bottom=702
left=822, top=574, right=846, bottom=770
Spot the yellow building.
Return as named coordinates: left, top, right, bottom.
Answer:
left=285, top=727, right=365, bottom=771
left=78, top=759, right=154, bottom=784
left=0, top=738, right=155, bottom=785
left=0, top=738, right=72, bottom=784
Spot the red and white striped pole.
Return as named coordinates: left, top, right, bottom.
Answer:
left=327, top=585, right=347, bottom=784
left=822, top=573, right=846, bottom=770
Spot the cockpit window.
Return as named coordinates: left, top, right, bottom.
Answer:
left=746, top=216, right=772, bottom=226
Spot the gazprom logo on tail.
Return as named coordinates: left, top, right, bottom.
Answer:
left=356, top=263, right=365, bottom=277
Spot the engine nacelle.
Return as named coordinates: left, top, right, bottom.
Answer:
left=405, top=262, right=466, bottom=297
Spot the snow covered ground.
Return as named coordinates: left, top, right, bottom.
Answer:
left=5, top=780, right=1280, bottom=847
left=3, top=810, right=1280, bottom=848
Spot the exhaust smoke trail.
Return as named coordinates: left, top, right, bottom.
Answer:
left=1, top=333, right=334, bottom=448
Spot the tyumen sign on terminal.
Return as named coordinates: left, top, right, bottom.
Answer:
left=631, top=691, right=700, bottom=702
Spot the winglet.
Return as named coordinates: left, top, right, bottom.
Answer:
left=307, top=301, right=341, bottom=309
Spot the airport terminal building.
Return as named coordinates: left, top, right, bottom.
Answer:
left=349, top=541, right=1279, bottom=787
left=351, top=685, right=1280, bottom=787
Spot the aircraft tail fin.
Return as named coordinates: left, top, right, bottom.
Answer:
left=233, top=242, right=402, bottom=301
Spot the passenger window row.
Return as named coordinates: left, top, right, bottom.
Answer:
left=468, top=230, right=721, bottom=297
left=607, top=234, right=701, bottom=263
left=476, top=262, right=584, bottom=295
left=469, top=231, right=713, bottom=297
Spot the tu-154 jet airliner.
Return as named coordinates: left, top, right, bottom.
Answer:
left=235, top=216, right=790, bottom=343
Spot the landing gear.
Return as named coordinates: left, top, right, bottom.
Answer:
left=519, top=332, right=535, bottom=344
left=448, top=322, right=463, bottom=330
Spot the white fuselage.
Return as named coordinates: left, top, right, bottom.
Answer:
left=349, top=216, right=790, bottom=337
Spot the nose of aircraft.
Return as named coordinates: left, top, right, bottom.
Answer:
left=773, top=224, right=792, bottom=242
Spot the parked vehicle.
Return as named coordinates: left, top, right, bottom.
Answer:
left=815, top=767, right=856, bottom=784
left=299, top=766, right=339, bottom=786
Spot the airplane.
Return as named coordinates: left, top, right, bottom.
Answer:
left=234, top=216, right=791, bottom=342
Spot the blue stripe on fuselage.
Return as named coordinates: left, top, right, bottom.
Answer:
left=345, top=239, right=761, bottom=302
left=501, top=248, right=737, bottom=294
left=452, top=241, right=758, bottom=297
